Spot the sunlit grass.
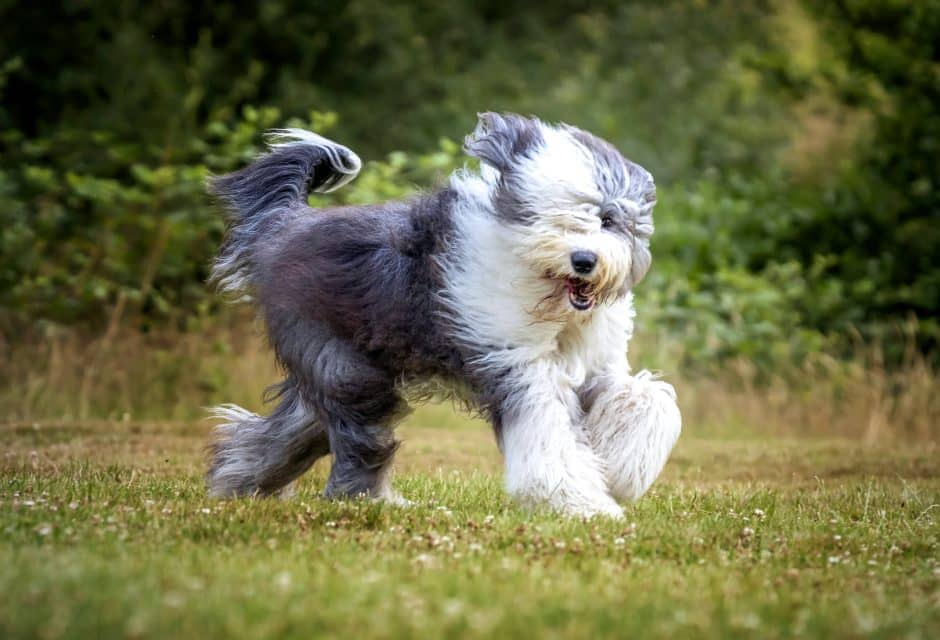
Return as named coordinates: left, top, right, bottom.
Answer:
left=1, top=417, right=938, bottom=639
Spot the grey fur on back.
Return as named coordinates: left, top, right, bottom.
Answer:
left=206, top=130, right=470, bottom=499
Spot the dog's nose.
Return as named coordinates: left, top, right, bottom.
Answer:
left=571, top=250, right=597, bottom=275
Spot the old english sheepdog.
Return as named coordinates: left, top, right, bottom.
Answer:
left=206, top=112, right=681, bottom=518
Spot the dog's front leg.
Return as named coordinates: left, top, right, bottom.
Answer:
left=583, top=370, right=681, bottom=502
left=497, top=367, right=623, bottom=519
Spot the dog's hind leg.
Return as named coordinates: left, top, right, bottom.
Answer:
left=324, top=418, right=404, bottom=503
left=207, top=378, right=330, bottom=498
left=311, top=339, right=408, bottom=503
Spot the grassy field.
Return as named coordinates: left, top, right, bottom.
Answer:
left=1, top=405, right=938, bottom=639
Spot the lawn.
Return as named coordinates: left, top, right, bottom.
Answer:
left=1, top=406, right=937, bottom=639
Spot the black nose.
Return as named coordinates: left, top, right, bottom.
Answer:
left=571, top=250, right=597, bottom=275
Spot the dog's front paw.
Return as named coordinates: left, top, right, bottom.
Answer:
left=570, top=497, right=625, bottom=520
left=586, top=373, right=682, bottom=502
left=535, top=489, right=625, bottom=520
left=509, top=481, right=624, bottom=520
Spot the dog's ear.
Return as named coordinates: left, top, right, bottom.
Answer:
left=464, top=112, right=543, bottom=173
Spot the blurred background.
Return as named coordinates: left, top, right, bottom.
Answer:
left=0, top=0, right=936, bottom=438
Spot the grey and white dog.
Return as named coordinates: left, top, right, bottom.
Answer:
left=206, top=112, right=680, bottom=518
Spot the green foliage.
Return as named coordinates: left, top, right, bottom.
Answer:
left=0, top=1, right=786, bottom=181
left=1, top=109, right=268, bottom=328
left=0, top=0, right=937, bottom=370
left=746, top=0, right=940, bottom=356
left=636, top=0, right=940, bottom=367
left=0, top=110, right=461, bottom=330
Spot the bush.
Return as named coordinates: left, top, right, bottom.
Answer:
left=1, top=1, right=936, bottom=373
left=0, top=109, right=462, bottom=331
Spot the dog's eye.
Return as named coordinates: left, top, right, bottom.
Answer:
left=600, top=213, right=615, bottom=229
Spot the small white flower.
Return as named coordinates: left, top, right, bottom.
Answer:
left=163, top=592, right=185, bottom=608
left=443, top=599, right=463, bottom=617
left=413, top=553, right=435, bottom=567
left=275, top=572, right=292, bottom=589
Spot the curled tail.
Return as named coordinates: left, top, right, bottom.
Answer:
left=208, top=129, right=361, bottom=295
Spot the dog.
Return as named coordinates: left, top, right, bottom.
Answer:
left=206, top=112, right=680, bottom=518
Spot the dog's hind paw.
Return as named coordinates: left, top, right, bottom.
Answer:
left=376, top=488, right=413, bottom=507
left=385, top=495, right=414, bottom=508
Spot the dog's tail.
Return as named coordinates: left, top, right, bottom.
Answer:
left=208, top=129, right=362, bottom=295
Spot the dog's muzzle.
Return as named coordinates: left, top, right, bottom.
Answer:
left=565, top=251, right=598, bottom=310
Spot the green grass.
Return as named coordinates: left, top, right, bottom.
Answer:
left=1, top=408, right=938, bottom=639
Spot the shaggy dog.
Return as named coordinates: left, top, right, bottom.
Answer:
left=206, top=112, right=681, bottom=518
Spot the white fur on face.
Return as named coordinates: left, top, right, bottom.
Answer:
left=512, top=126, right=604, bottom=210
left=523, top=127, right=646, bottom=297
left=515, top=211, right=634, bottom=306
left=485, top=123, right=646, bottom=312
left=444, top=121, right=645, bottom=354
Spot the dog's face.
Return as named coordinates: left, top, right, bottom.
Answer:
left=465, top=113, right=655, bottom=314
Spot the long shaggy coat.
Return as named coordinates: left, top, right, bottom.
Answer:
left=206, top=113, right=680, bottom=518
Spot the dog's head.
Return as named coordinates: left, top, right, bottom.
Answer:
left=465, top=112, right=656, bottom=313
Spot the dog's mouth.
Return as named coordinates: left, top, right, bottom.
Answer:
left=564, top=277, right=596, bottom=311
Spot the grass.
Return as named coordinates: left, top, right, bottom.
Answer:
left=3, top=322, right=938, bottom=442
left=1, top=406, right=938, bottom=639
